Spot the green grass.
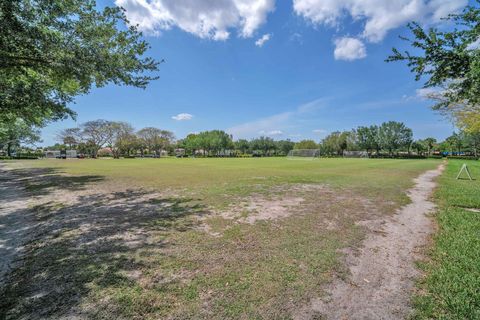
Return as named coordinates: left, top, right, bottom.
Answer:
left=413, top=160, right=480, bottom=320
left=1, top=157, right=441, bottom=319
left=8, top=157, right=439, bottom=207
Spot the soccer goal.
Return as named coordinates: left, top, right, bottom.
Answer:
left=287, top=149, right=320, bottom=160
left=343, top=150, right=369, bottom=158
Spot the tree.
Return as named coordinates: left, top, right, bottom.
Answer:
left=197, top=130, right=233, bottom=156
left=276, top=140, right=295, bottom=156
left=116, top=132, right=141, bottom=156
left=137, top=127, right=175, bottom=156
left=235, top=139, right=250, bottom=154
left=57, top=128, right=81, bottom=149
left=294, top=140, right=318, bottom=150
left=356, top=125, right=380, bottom=154
left=0, top=1, right=159, bottom=126
left=445, top=132, right=465, bottom=154
left=0, top=119, right=41, bottom=156
left=250, top=137, right=276, bottom=156
left=422, top=137, right=437, bottom=156
left=104, top=122, right=135, bottom=159
left=465, top=132, right=480, bottom=157
left=320, top=132, right=349, bottom=156
left=79, top=120, right=112, bottom=158
left=411, top=140, right=426, bottom=155
left=181, top=134, right=200, bottom=156
left=377, top=121, right=413, bottom=155
left=387, top=4, right=480, bottom=133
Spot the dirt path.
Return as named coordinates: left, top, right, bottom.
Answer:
left=299, top=163, right=445, bottom=320
left=0, top=164, right=37, bottom=287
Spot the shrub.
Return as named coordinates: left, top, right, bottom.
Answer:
left=446, top=155, right=479, bottom=160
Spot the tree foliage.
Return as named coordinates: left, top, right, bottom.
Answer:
left=293, top=140, right=318, bottom=150
left=377, top=121, right=413, bottom=154
left=0, top=0, right=159, bottom=126
left=137, top=127, right=175, bottom=156
left=356, top=125, right=380, bottom=153
left=0, top=119, right=41, bottom=156
left=387, top=3, right=480, bottom=132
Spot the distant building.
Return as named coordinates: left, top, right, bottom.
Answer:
left=45, top=150, right=61, bottom=158
left=44, top=150, right=77, bottom=159
left=66, top=150, right=77, bottom=158
left=175, top=148, right=186, bottom=157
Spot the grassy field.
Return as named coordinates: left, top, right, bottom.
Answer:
left=9, top=157, right=439, bottom=208
left=1, top=158, right=440, bottom=319
left=413, top=160, right=480, bottom=320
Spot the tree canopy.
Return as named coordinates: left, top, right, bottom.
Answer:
left=0, top=119, right=41, bottom=156
left=0, top=0, right=159, bottom=126
left=377, top=121, right=413, bottom=154
left=387, top=3, right=480, bottom=132
left=294, top=140, right=318, bottom=150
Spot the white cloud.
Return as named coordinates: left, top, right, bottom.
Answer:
left=334, top=37, right=366, bottom=61
left=260, top=130, right=283, bottom=136
left=293, top=0, right=467, bottom=43
left=289, top=32, right=303, bottom=44
left=313, top=129, right=327, bottom=134
left=115, top=0, right=275, bottom=40
left=228, top=112, right=293, bottom=138
left=227, top=98, right=328, bottom=138
left=255, top=33, right=271, bottom=47
left=172, top=113, right=193, bottom=121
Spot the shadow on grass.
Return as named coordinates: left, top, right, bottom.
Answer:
left=0, top=172, right=209, bottom=319
left=9, top=167, right=105, bottom=196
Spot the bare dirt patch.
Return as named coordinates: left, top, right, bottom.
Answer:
left=296, top=163, right=446, bottom=320
left=216, top=184, right=366, bottom=225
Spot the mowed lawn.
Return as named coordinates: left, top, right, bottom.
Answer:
left=9, top=157, right=440, bottom=207
left=1, top=158, right=440, bottom=319
left=413, top=160, right=480, bottom=320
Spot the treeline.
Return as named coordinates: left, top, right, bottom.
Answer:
left=51, top=122, right=296, bottom=157
left=297, top=121, right=480, bottom=158
left=53, top=120, right=175, bottom=158
left=178, top=134, right=295, bottom=157
left=3, top=119, right=480, bottom=159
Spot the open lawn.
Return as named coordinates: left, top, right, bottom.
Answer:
left=1, top=158, right=440, bottom=319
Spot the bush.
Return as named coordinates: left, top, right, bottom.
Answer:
left=0, top=156, right=39, bottom=160
left=370, top=154, right=427, bottom=159
left=446, top=155, right=479, bottom=160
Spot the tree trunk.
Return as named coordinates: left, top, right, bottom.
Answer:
left=7, top=142, right=12, bottom=157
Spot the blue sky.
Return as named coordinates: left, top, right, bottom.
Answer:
left=41, top=0, right=473, bottom=146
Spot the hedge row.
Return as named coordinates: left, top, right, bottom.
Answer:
left=446, top=155, right=479, bottom=160
left=0, top=156, right=40, bottom=160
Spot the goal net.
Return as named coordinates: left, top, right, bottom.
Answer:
left=287, top=149, right=320, bottom=160
left=343, top=150, right=369, bottom=158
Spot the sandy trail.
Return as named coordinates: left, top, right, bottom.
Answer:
left=0, top=164, right=37, bottom=287
left=299, top=163, right=445, bottom=320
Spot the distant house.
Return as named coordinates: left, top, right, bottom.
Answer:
left=66, top=150, right=77, bottom=158
left=175, top=148, right=186, bottom=157
left=45, top=150, right=61, bottom=158
left=44, top=150, right=77, bottom=159
left=160, top=150, right=169, bottom=157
